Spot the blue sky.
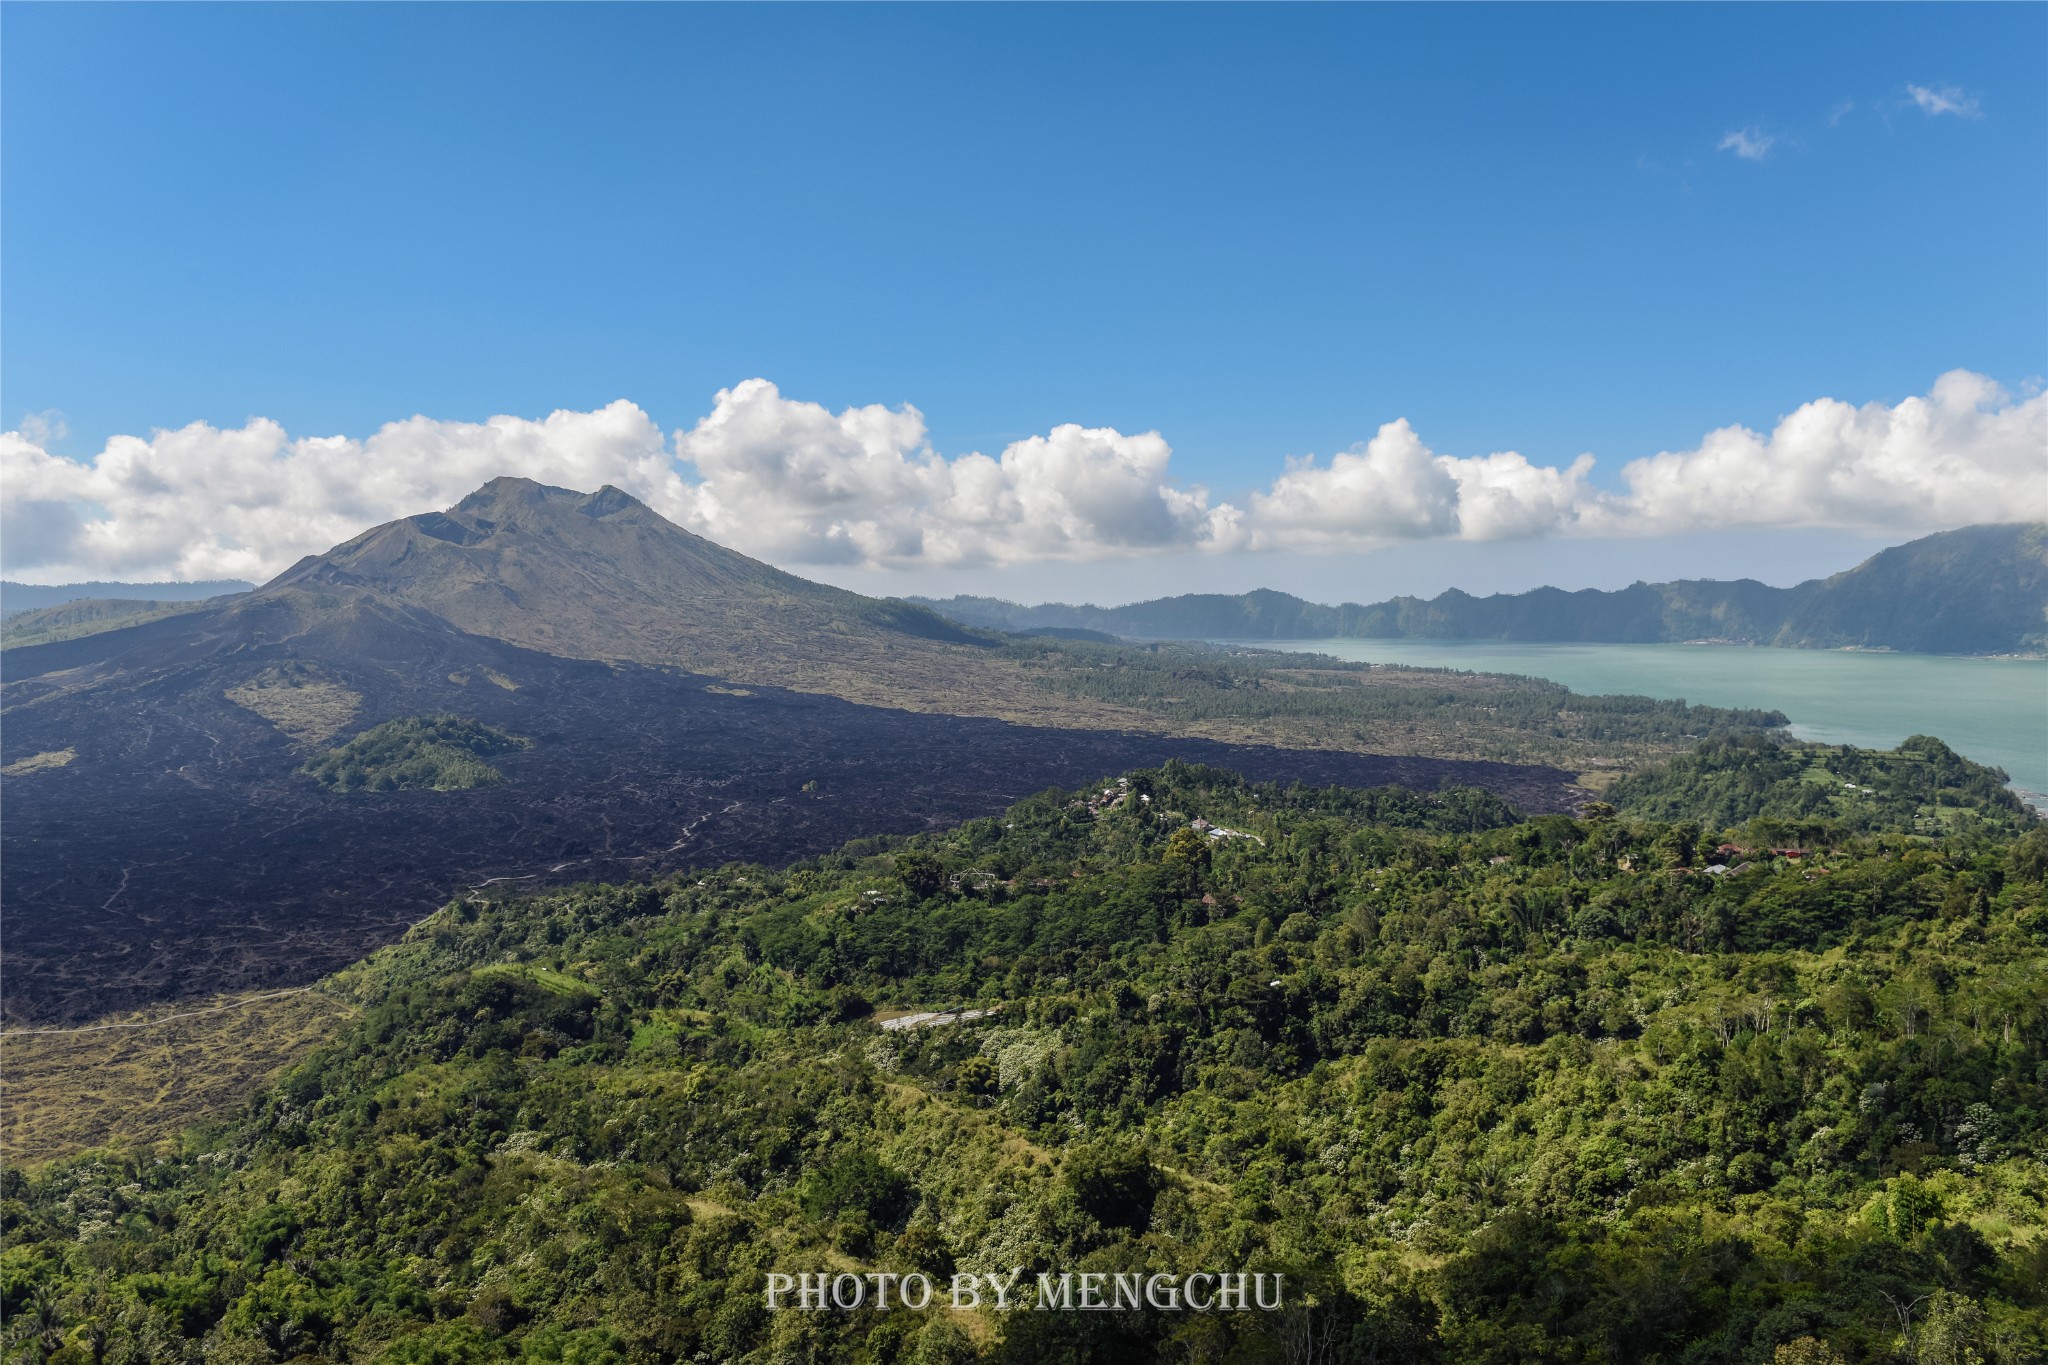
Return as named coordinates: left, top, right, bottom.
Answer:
left=4, top=4, right=2043, bottom=599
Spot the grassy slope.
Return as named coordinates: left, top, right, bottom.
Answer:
left=0, top=599, right=215, bottom=648
left=0, top=989, right=357, bottom=1167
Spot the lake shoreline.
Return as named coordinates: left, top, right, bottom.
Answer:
left=1205, top=637, right=2048, bottom=797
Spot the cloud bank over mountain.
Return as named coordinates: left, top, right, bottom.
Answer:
left=4, top=371, right=2042, bottom=582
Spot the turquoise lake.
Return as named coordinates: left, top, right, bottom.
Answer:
left=1222, top=639, right=2048, bottom=798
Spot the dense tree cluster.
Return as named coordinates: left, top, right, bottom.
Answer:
left=4, top=753, right=2043, bottom=1363
left=1608, top=734, right=2037, bottom=840
left=300, top=716, right=530, bottom=794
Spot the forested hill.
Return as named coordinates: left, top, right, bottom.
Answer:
left=7, top=745, right=2043, bottom=1364
left=1606, top=733, right=2039, bottom=838
left=913, top=522, right=2048, bottom=654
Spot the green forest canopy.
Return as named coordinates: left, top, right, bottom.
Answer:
left=1608, top=734, right=2038, bottom=840
left=4, top=747, right=2043, bottom=1364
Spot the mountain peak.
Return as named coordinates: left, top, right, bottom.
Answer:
left=356, top=479, right=560, bottom=549
left=578, top=485, right=649, bottom=520
left=440, top=477, right=658, bottom=528
left=452, top=475, right=571, bottom=512
left=256, top=476, right=986, bottom=674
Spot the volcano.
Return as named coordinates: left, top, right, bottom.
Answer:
left=0, top=480, right=1576, bottom=1022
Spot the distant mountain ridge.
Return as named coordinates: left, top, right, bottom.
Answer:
left=0, top=578, right=253, bottom=615
left=912, top=523, right=2047, bottom=655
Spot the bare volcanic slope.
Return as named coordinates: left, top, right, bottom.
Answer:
left=1, top=483, right=1580, bottom=1023
left=259, top=477, right=1074, bottom=717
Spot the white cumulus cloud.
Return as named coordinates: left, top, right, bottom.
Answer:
left=1246, top=420, right=1460, bottom=550
left=0, top=402, right=679, bottom=584
left=662, top=379, right=1239, bottom=568
left=1, top=372, right=2041, bottom=584
left=1246, top=420, right=1605, bottom=551
left=1589, top=370, right=2046, bottom=535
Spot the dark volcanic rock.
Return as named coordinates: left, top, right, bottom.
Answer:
left=1, top=601, right=1574, bottom=1023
